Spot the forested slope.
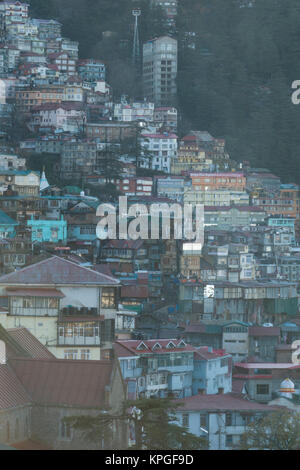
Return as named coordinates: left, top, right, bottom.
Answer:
left=28, top=0, right=300, bottom=183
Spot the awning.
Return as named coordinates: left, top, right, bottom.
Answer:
left=6, top=288, right=65, bottom=298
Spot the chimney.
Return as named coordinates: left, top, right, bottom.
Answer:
left=0, top=341, right=6, bottom=365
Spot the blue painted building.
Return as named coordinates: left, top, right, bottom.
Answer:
left=115, top=338, right=195, bottom=399
left=192, top=347, right=232, bottom=395
left=27, top=215, right=67, bottom=243
left=174, top=394, right=278, bottom=450
left=267, top=216, right=295, bottom=230
left=0, top=210, right=18, bottom=238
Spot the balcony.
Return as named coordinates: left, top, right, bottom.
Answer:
left=58, top=324, right=100, bottom=346
left=10, top=307, right=58, bottom=317
left=60, top=306, right=98, bottom=318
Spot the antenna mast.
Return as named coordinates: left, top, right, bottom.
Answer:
left=132, top=9, right=141, bottom=67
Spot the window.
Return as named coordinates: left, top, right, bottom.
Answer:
left=256, top=384, right=269, bottom=395
left=15, top=418, right=19, bottom=440
left=80, top=349, right=90, bottom=360
left=101, top=288, right=116, bottom=309
left=64, top=349, right=78, bottom=360
left=182, top=414, right=189, bottom=427
left=226, top=435, right=233, bottom=447
left=200, top=414, right=207, bottom=428
left=23, top=297, right=34, bottom=308
left=225, top=412, right=232, bottom=426
left=6, top=422, right=10, bottom=443
left=60, top=420, right=72, bottom=440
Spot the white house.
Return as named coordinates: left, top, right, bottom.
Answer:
left=141, top=131, right=177, bottom=173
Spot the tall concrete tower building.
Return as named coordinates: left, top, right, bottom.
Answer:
left=142, top=36, right=177, bottom=106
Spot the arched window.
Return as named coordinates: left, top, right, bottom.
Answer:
left=15, top=418, right=19, bottom=440
left=6, top=422, right=10, bottom=443
left=25, top=416, right=28, bottom=437
left=0, top=340, right=6, bottom=364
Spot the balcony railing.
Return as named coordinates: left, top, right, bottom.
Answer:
left=10, top=307, right=58, bottom=317
left=58, top=326, right=100, bottom=346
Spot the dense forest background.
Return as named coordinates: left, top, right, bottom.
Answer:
left=28, top=0, right=300, bottom=184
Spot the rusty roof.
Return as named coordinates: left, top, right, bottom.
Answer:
left=121, top=285, right=148, bottom=298
left=249, top=326, right=280, bottom=337
left=0, top=256, right=120, bottom=286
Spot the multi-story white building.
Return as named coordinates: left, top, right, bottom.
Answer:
left=141, top=130, right=178, bottom=173
left=114, top=100, right=155, bottom=122
left=143, top=36, right=177, bottom=106
left=184, top=188, right=250, bottom=207
left=0, top=153, right=26, bottom=171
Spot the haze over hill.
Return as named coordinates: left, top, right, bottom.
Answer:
left=28, top=0, right=300, bottom=184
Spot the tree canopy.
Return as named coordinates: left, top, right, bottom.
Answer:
left=238, top=410, right=300, bottom=450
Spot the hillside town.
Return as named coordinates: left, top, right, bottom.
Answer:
left=0, top=0, right=300, bottom=452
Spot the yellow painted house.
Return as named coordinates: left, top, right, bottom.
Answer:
left=0, top=256, right=121, bottom=360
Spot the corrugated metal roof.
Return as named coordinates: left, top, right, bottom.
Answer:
left=0, top=364, right=31, bottom=410
left=175, top=393, right=282, bottom=412
left=248, top=326, right=280, bottom=337
left=121, top=285, right=148, bottom=298
left=115, top=339, right=195, bottom=357
left=6, top=288, right=65, bottom=298
left=6, top=328, right=55, bottom=360
left=0, top=256, right=120, bottom=286
left=9, top=358, right=114, bottom=408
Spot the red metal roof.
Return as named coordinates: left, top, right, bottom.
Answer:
left=194, top=346, right=229, bottom=360
left=175, top=393, right=282, bottom=412
left=142, top=133, right=177, bottom=139
left=115, top=339, right=195, bottom=357
left=9, top=358, right=114, bottom=408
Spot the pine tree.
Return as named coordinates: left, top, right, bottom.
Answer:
left=127, top=396, right=208, bottom=450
